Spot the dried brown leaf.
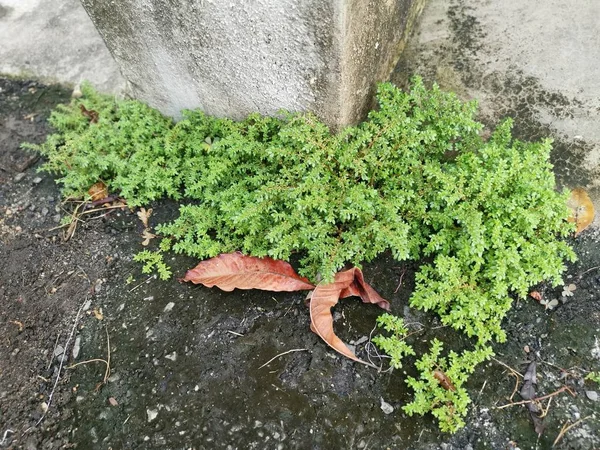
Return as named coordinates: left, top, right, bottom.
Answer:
left=80, top=104, right=99, bottom=123
left=529, top=291, right=543, bottom=302
left=87, top=181, right=108, bottom=202
left=567, top=188, right=595, bottom=235
left=182, top=253, right=315, bottom=292
left=92, top=308, right=104, bottom=321
left=137, top=207, right=153, bottom=229
left=141, top=229, right=156, bottom=246
left=433, top=369, right=456, bottom=391
left=309, top=268, right=389, bottom=368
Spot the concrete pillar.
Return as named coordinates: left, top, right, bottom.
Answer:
left=80, top=0, right=424, bottom=130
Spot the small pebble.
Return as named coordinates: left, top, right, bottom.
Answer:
left=380, top=397, right=394, bottom=414
left=32, top=177, right=42, bottom=184
left=72, top=337, right=81, bottom=359
left=165, top=352, right=177, bottom=361
left=163, top=302, right=175, bottom=312
left=54, top=345, right=65, bottom=357
left=52, top=214, right=61, bottom=223
left=585, top=390, right=598, bottom=401
left=147, top=409, right=158, bottom=422
left=14, top=173, right=26, bottom=182
left=41, top=207, right=49, bottom=216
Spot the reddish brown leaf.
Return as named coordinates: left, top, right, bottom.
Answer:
left=529, top=291, right=543, bottom=302
left=309, top=268, right=390, bottom=368
left=80, top=104, right=99, bottom=123
left=339, top=267, right=391, bottom=311
left=433, top=369, right=456, bottom=391
left=182, top=253, right=315, bottom=292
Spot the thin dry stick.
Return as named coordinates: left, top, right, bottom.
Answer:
left=259, top=349, right=308, bottom=369
left=393, top=267, right=406, bottom=294
left=128, top=274, right=156, bottom=293
left=492, top=357, right=524, bottom=378
left=47, top=331, right=62, bottom=370
left=495, top=385, right=575, bottom=410
left=68, top=325, right=111, bottom=384
left=508, top=372, right=521, bottom=402
left=29, top=298, right=85, bottom=430
left=539, top=396, right=553, bottom=418
left=68, top=358, right=109, bottom=370
left=552, top=415, right=593, bottom=448
left=578, top=265, right=600, bottom=278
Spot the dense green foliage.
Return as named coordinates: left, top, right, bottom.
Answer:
left=27, top=78, right=576, bottom=432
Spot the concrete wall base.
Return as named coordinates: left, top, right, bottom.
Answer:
left=81, top=0, right=424, bottom=130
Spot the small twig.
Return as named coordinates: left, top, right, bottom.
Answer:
left=393, top=267, right=407, bottom=294
left=508, top=372, right=520, bottom=402
left=0, top=429, right=14, bottom=445
left=259, top=349, right=309, bottom=369
left=226, top=330, right=244, bottom=337
left=68, top=359, right=109, bottom=370
left=495, top=385, right=575, bottom=410
left=29, top=298, right=85, bottom=430
left=47, top=331, right=62, bottom=370
left=552, top=415, right=593, bottom=447
left=578, top=265, right=600, bottom=279
left=68, top=326, right=111, bottom=385
left=128, top=274, right=156, bottom=292
left=476, top=379, right=488, bottom=401
left=492, top=357, right=524, bottom=378
left=539, top=396, right=553, bottom=418
left=104, top=325, right=111, bottom=383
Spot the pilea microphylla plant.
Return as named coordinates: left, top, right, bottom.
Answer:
left=26, top=77, right=576, bottom=433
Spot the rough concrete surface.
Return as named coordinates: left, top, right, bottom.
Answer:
left=392, top=0, right=600, bottom=222
left=0, top=0, right=125, bottom=92
left=80, top=0, right=421, bottom=129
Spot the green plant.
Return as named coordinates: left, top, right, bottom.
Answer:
left=133, top=250, right=172, bottom=281
left=586, top=371, right=600, bottom=384
left=372, top=313, right=415, bottom=369
left=27, top=77, right=576, bottom=432
left=403, top=339, right=492, bottom=433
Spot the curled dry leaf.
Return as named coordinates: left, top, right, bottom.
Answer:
left=80, top=104, right=99, bottom=123
left=433, top=369, right=456, bottom=391
left=141, top=229, right=156, bottom=246
left=182, top=253, right=315, bottom=292
left=87, top=181, right=108, bottom=202
left=92, top=307, right=104, bottom=321
left=137, top=207, right=153, bottom=229
left=309, top=267, right=390, bottom=368
left=529, top=291, right=543, bottom=302
left=567, top=188, right=595, bottom=236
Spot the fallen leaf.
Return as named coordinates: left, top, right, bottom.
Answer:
left=92, top=308, right=104, bottom=320
left=141, top=229, right=156, bottom=246
left=183, top=253, right=315, bottom=292
left=540, top=298, right=559, bottom=310
left=562, top=283, right=576, bottom=297
left=520, top=361, right=537, bottom=401
left=529, top=291, right=542, bottom=302
left=433, top=369, right=456, bottom=391
left=88, top=181, right=108, bottom=202
left=80, top=104, right=99, bottom=123
left=137, top=207, right=153, bottom=229
left=339, top=268, right=391, bottom=310
left=309, top=268, right=390, bottom=367
left=567, top=188, right=595, bottom=236
left=520, top=361, right=545, bottom=436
